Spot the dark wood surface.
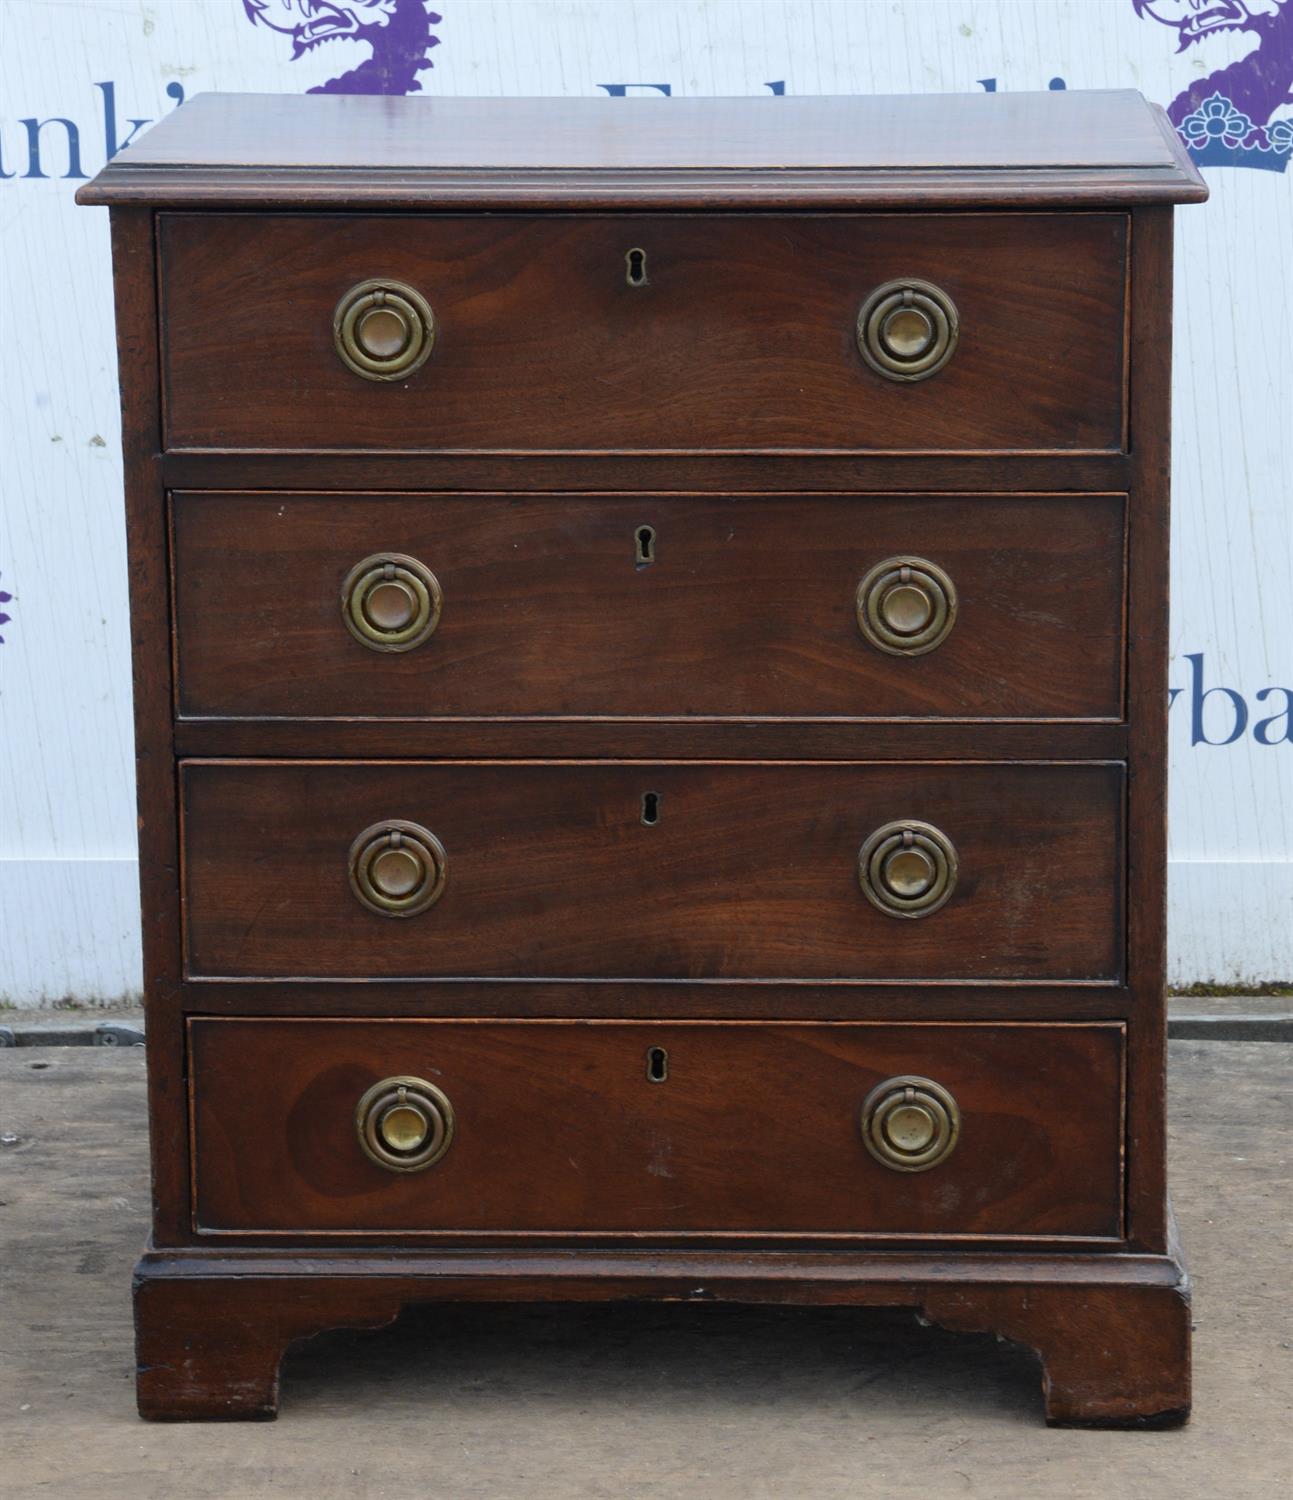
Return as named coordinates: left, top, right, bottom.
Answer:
left=173, top=719, right=1132, bottom=763
left=78, top=90, right=1207, bottom=209
left=188, top=1018, right=1125, bottom=1239
left=175, top=979, right=1138, bottom=1022
left=107, top=91, right=1189, bottom=172
left=131, top=1244, right=1191, bottom=1424
left=1122, top=206, right=1175, bottom=1254
left=172, top=491, right=1127, bottom=721
left=161, top=450, right=1135, bottom=491
left=107, top=210, right=190, bottom=1248
left=83, top=90, right=1198, bottom=1424
left=180, top=760, right=1124, bottom=981
left=159, top=213, right=1127, bottom=453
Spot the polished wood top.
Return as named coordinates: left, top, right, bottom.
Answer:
left=79, top=90, right=1206, bottom=209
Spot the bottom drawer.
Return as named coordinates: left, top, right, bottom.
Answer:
left=189, top=1019, right=1125, bottom=1240
left=187, top=1020, right=1128, bottom=1242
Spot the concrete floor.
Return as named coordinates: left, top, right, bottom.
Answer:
left=1, top=1041, right=1290, bottom=1499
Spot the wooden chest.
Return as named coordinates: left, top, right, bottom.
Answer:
left=79, top=89, right=1206, bottom=1425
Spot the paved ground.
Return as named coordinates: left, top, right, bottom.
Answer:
left=1, top=1041, right=1290, bottom=1499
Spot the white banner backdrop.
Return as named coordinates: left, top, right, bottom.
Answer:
left=1, top=0, right=1290, bottom=1002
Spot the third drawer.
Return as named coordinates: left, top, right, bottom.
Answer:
left=181, top=759, right=1124, bottom=981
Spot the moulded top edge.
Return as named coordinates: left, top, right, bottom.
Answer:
left=76, top=91, right=1208, bottom=208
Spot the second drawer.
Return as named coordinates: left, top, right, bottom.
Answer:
left=172, top=491, right=1127, bottom=722
left=181, top=760, right=1124, bottom=981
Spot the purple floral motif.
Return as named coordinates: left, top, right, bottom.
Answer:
left=242, top=0, right=441, bottom=95
left=1134, top=0, right=1293, bottom=169
left=0, top=573, right=12, bottom=644
left=1180, top=91, right=1257, bottom=149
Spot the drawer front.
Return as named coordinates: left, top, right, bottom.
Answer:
left=189, top=1018, right=1125, bottom=1238
left=181, top=761, right=1123, bottom=981
left=172, top=491, right=1126, bottom=722
left=159, top=213, right=1126, bottom=453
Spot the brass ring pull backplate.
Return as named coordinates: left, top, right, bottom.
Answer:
left=856, top=278, right=959, bottom=382
left=355, top=1075, right=455, bottom=1173
left=858, top=819, right=958, bottom=918
left=341, top=552, right=442, bottom=653
left=348, top=819, right=447, bottom=918
left=856, top=555, right=957, bottom=656
left=333, top=278, right=435, bottom=381
left=861, top=1075, right=960, bottom=1172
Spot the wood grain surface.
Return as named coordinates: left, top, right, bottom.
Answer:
left=180, top=760, right=1124, bottom=981
left=171, top=491, right=1127, bottom=722
left=158, top=213, right=1128, bottom=453
left=79, top=90, right=1206, bottom=211
left=112, top=91, right=1188, bottom=173
left=71, top=82, right=1202, bottom=1426
left=187, top=1017, right=1126, bottom=1239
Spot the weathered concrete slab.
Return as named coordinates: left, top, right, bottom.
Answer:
left=1, top=1042, right=1290, bottom=1498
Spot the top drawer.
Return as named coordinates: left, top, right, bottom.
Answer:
left=158, top=213, right=1128, bottom=454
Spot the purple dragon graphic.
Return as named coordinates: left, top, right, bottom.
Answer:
left=242, top=0, right=441, bottom=95
left=1135, top=0, right=1293, bottom=167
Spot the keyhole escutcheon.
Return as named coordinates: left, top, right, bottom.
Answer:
left=646, top=1045, right=669, bottom=1083
left=625, top=247, right=649, bottom=286
left=635, top=525, right=656, bottom=567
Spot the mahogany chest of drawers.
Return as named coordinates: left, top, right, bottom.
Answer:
left=80, top=89, right=1206, bottom=1425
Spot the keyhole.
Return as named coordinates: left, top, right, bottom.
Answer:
left=625, top=247, right=648, bottom=286
left=640, top=791, right=661, bottom=826
left=646, top=1046, right=669, bottom=1083
left=635, top=525, right=656, bottom=567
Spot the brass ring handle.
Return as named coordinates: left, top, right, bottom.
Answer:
left=341, top=552, right=442, bottom=653
left=856, top=278, right=959, bottom=382
left=858, top=819, right=958, bottom=919
left=355, top=1075, right=455, bottom=1173
left=856, top=555, right=957, bottom=656
left=348, top=819, right=447, bottom=918
left=333, top=278, right=435, bottom=381
left=861, top=1075, right=960, bottom=1172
